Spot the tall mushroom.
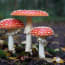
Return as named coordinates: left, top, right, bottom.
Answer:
left=10, top=10, right=48, bottom=52
left=0, top=18, right=24, bottom=53
left=30, top=26, right=54, bottom=58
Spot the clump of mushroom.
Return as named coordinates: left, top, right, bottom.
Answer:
left=10, top=10, right=48, bottom=53
left=0, top=18, right=24, bottom=53
left=30, top=26, right=54, bottom=58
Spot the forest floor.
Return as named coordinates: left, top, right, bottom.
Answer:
left=0, top=21, right=65, bottom=65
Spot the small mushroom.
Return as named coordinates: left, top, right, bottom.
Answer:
left=0, top=18, right=24, bottom=53
left=30, top=26, right=54, bottom=58
left=10, top=10, right=48, bottom=52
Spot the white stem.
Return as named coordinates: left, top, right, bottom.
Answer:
left=38, top=37, right=45, bottom=58
left=24, top=16, right=32, bottom=52
left=8, top=34, right=15, bottom=53
left=25, top=33, right=32, bottom=52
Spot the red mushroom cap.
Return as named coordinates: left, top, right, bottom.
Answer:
left=30, top=27, right=54, bottom=37
left=11, top=10, right=48, bottom=16
left=0, top=18, right=24, bottom=30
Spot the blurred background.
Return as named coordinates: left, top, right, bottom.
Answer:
left=0, top=0, right=65, bottom=18
left=0, top=0, right=65, bottom=49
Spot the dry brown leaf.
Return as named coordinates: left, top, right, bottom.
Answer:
left=6, top=53, right=11, bottom=57
left=8, top=57, right=17, bottom=60
left=45, top=51, right=52, bottom=56
left=52, top=57, right=64, bottom=63
left=61, top=48, right=65, bottom=52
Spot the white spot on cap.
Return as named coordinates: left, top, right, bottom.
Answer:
left=48, top=32, right=50, bottom=33
left=40, top=32, right=43, bottom=34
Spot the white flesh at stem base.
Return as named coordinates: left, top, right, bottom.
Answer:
left=8, top=34, right=15, bottom=53
left=38, top=37, right=46, bottom=58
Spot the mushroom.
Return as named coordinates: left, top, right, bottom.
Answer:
left=30, top=26, right=54, bottom=58
left=10, top=10, right=48, bottom=52
left=0, top=18, right=24, bottom=53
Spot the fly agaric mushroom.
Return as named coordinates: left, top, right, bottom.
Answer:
left=10, top=10, right=48, bottom=52
left=0, top=18, right=24, bottom=53
left=30, top=26, right=54, bottom=58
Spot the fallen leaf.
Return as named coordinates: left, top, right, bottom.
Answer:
left=8, top=57, right=17, bottom=60
left=61, top=48, right=65, bottom=52
left=52, top=57, right=64, bottom=63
